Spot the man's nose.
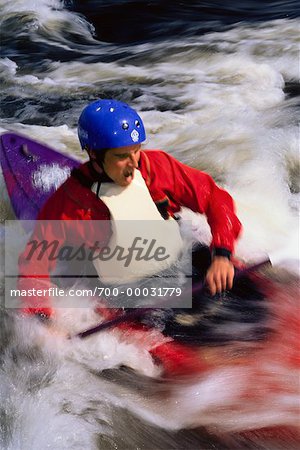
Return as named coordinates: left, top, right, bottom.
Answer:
left=128, top=153, right=139, bottom=168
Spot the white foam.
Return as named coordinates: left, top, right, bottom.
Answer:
left=0, top=11, right=299, bottom=446
left=32, top=163, right=71, bottom=192
left=0, top=0, right=96, bottom=48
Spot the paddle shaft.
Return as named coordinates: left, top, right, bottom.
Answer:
left=76, top=308, right=153, bottom=339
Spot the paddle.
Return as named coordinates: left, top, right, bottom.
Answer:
left=72, top=257, right=272, bottom=340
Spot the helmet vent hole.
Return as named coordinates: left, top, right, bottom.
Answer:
left=135, top=120, right=140, bottom=127
left=122, top=122, right=129, bottom=130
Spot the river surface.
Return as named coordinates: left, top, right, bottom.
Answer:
left=0, top=1, right=299, bottom=449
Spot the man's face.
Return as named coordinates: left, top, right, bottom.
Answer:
left=102, top=144, right=141, bottom=186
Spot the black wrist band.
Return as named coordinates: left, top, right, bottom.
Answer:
left=212, top=248, right=231, bottom=260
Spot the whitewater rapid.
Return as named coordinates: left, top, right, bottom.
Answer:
left=0, top=1, right=299, bottom=449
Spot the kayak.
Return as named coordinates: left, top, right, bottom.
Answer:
left=0, top=132, right=79, bottom=221
left=2, top=132, right=299, bottom=447
left=0, top=132, right=281, bottom=376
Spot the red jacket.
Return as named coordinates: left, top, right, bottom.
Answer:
left=19, top=150, right=241, bottom=316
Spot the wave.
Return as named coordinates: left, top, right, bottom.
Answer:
left=0, top=0, right=98, bottom=60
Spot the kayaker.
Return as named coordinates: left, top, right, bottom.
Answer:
left=19, top=99, right=242, bottom=318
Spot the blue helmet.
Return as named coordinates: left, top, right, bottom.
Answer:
left=78, top=99, right=146, bottom=151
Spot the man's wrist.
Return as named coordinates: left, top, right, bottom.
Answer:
left=212, top=247, right=231, bottom=260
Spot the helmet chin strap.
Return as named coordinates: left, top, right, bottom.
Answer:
left=91, top=158, right=103, bottom=175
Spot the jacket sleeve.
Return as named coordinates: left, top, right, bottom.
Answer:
left=18, top=218, right=66, bottom=318
left=18, top=198, right=111, bottom=319
left=149, top=151, right=242, bottom=254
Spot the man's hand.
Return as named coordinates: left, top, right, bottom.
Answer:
left=206, top=256, right=235, bottom=295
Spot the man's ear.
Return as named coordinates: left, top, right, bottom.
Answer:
left=88, top=149, right=104, bottom=174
